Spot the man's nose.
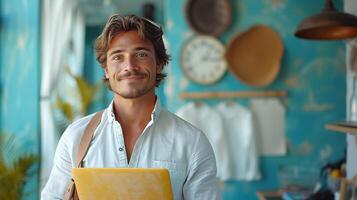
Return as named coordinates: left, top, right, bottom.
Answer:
left=124, top=56, right=139, bottom=70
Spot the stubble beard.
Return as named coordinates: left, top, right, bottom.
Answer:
left=111, top=71, right=155, bottom=99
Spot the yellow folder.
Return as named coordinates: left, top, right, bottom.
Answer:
left=72, top=168, right=174, bottom=200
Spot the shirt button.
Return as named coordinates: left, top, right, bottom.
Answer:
left=119, top=147, right=124, bottom=151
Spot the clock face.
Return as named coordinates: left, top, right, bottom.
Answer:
left=180, top=36, right=227, bottom=85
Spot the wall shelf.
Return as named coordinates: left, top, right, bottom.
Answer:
left=325, top=122, right=357, bottom=135
left=180, top=90, right=287, bottom=99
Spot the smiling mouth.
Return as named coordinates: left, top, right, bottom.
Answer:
left=116, top=72, right=147, bottom=81
left=121, top=75, right=145, bottom=80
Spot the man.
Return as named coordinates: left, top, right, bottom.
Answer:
left=41, top=14, right=221, bottom=200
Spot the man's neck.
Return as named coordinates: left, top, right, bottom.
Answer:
left=113, top=92, right=156, bottom=127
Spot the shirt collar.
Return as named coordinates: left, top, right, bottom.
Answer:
left=107, top=97, right=162, bottom=123
left=151, top=97, right=162, bottom=122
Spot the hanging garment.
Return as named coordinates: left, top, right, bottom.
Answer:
left=176, top=102, right=231, bottom=180
left=250, top=98, right=287, bottom=156
left=215, top=102, right=261, bottom=181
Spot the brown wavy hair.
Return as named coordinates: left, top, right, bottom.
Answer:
left=94, top=14, right=170, bottom=88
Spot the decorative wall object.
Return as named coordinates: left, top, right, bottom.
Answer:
left=180, top=35, right=227, bottom=85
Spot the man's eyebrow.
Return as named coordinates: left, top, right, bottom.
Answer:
left=134, top=47, right=151, bottom=52
left=108, top=49, right=123, bottom=56
left=108, top=47, right=152, bottom=56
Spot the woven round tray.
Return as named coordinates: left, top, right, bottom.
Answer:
left=225, top=25, right=284, bottom=87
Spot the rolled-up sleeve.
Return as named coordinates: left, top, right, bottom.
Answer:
left=183, top=131, right=222, bottom=200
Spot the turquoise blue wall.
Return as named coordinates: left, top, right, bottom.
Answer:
left=0, top=0, right=41, bottom=199
left=164, top=0, right=346, bottom=199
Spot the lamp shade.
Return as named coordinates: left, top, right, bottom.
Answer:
left=295, top=0, right=357, bottom=40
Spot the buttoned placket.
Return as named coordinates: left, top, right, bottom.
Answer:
left=111, top=115, right=156, bottom=168
left=112, top=120, right=129, bottom=167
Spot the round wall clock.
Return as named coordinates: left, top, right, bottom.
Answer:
left=185, top=0, right=232, bottom=36
left=180, top=35, right=227, bottom=85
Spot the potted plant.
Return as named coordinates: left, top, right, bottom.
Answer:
left=0, top=134, right=38, bottom=200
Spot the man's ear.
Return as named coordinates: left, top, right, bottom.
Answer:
left=104, top=65, right=109, bottom=78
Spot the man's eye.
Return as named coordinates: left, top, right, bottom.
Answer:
left=137, top=52, right=148, bottom=58
left=112, top=55, right=121, bottom=61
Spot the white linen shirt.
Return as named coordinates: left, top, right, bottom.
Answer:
left=176, top=102, right=230, bottom=181
left=41, top=100, right=221, bottom=200
left=216, top=102, right=261, bottom=181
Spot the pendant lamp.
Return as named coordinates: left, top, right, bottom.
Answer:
left=295, top=0, right=357, bottom=40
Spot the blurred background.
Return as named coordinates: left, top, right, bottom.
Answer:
left=1, top=0, right=357, bottom=199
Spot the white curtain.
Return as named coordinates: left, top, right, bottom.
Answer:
left=40, top=0, right=82, bottom=189
left=57, top=8, right=86, bottom=120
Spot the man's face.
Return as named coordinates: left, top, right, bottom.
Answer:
left=105, top=30, right=160, bottom=99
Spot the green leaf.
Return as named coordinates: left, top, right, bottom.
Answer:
left=55, top=95, right=74, bottom=122
left=0, top=133, right=38, bottom=200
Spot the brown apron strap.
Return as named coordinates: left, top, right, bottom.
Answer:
left=64, top=110, right=104, bottom=200
left=76, top=110, right=104, bottom=167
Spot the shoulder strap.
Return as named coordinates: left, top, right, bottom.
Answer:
left=76, top=110, right=104, bottom=167
left=64, top=110, right=104, bottom=200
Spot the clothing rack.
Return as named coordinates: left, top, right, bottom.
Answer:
left=179, top=90, right=287, bottom=100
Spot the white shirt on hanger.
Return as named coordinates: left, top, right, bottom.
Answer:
left=250, top=98, right=286, bottom=156
left=176, top=102, right=231, bottom=181
left=215, top=102, right=261, bottom=181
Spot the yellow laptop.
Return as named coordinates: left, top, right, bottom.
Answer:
left=72, top=168, right=173, bottom=200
